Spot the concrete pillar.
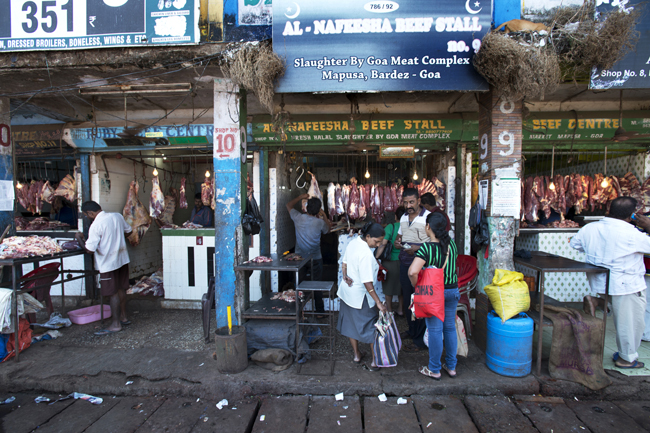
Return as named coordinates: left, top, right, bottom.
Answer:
left=0, top=98, right=13, bottom=235
left=213, top=78, right=246, bottom=328
left=477, top=90, right=523, bottom=291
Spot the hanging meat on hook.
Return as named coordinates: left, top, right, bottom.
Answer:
left=54, top=174, right=76, bottom=202
left=358, top=184, right=367, bottom=220
left=16, top=183, right=30, bottom=211
left=335, top=184, right=345, bottom=215
left=396, top=184, right=404, bottom=206
left=41, top=181, right=55, bottom=204
left=432, top=177, right=446, bottom=211
left=524, top=177, right=539, bottom=223
left=554, top=174, right=566, bottom=217
left=150, top=175, right=165, bottom=218
left=347, top=178, right=360, bottom=220
left=123, top=181, right=152, bottom=246
left=327, top=182, right=337, bottom=219
left=179, top=177, right=188, bottom=209
left=201, top=176, right=213, bottom=206
left=306, top=171, right=324, bottom=208
left=642, top=176, right=650, bottom=212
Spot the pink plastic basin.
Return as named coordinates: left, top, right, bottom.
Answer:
left=68, top=305, right=112, bottom=325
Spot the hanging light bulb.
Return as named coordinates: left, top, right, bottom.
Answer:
left=365, top=169, right=370, bottom=179
left=549, top=182, right=555, bottom=191
left=205, top=170, right=211, bottom=178
left=364, top=152, right=370, bottom=178
left=413, top=172, right=418, bottom=180
left=601, top=177, right=609, bottom=188
left=16, top=181, right=22, bottom=189
left=152, top=168, right=158, bottom=176
left=548, top=146, right=555, bottom=190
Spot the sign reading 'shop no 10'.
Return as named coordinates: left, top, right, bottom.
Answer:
left=273, top=0, right=490, bottom=92
left=0, top=0, right=199, bottom=52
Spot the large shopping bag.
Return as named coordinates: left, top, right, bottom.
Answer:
left=483, top=269, right=530, bottom=322
left=411, top=268, right=445, bottom=321
left=373, top=311, right=402, bottom=367
left=456, top=315, right=469, bottom=357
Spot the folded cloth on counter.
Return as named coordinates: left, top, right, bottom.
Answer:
left=514, top=249, right=532, bottom=259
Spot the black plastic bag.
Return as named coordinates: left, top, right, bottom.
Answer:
left=474, top=214, right=490, bottom=247
left=242, top=196, right=263, bottom=235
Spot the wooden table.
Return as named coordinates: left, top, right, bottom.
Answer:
left=234, top=254, right=312, bottom=355
left=513, top=251, right=610, bottom=376
left=0, top=249, right=98, bottom=361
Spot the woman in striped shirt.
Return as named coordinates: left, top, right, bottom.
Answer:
left=407, top=212, right=459, bottom=380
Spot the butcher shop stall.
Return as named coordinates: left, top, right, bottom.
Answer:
left=89, top=150, right=223, bottom=307
left=515, top=148, right=650, bottom=302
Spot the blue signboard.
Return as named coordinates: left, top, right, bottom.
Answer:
left=590, top=0, right=650, bottom=89
left=272, top=0, right=490, bottom=93
left=0, top=0, right=199, bottom=52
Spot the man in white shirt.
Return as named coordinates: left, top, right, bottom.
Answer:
left=76, top=201, right=133, bottom=335
left=570, top=197, right=650, bottom=368
left=394, top=188, right=431, bottom=351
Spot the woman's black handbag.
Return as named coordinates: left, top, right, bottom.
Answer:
left=242, top=196, right=263, bottom=235
left=377, top=240, right=393, bottom=261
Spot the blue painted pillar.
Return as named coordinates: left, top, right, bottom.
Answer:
left=213, top=78, right=246, bottom=328
left=494, top=0, right=521, bottom=27
left=0, top=97, right=13, bottom=236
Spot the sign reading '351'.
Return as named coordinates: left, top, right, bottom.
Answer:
left=0, top=0, right=199, bottom=52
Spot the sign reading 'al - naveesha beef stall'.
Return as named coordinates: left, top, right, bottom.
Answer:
left=272, top=0, right=490, bottom=92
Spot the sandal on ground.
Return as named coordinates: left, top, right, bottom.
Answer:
left=418, top=366, right=441, bottom=380
left=121, top=320, right=132, bottom=326
left=615, top=360, right=645, bottom=369
left=402, top=343, right=425, bottom=353
left=442, top=363, right=457, bottom=378
left=363, top=364, right=379, bottom=371
left=94, top=328, right=120, bottom=336
left=353, top=352, right=366, bottom=364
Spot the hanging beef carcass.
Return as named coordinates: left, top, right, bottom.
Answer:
left=545, top=176, right=557, bottom=217
left=16, top=183, right=30, bottom=210
left=201, top=176, right=213, bottom=206
left=347, top=180, right=360, bottom=219
left=179, top=177, right=188, bottom=209
left=524, top=177, right=539, bottom=222
left=532, top=176, right=549, bottom=219
left=553, top=174, right=566, bottom=217
left=54, top=174, right=76, bottom=202
left=390, top=184, right=398, bottom=210
left=335, top=184, right=345, bottom=215
left=26, top=180, right=43, bottom=214
left=158, top=194, right=177, bottom=225
left=376, top=185, right=384, bottom=220
left=211, top=178, right=216, bottom=211
left=123, top=181, right=152, bottom=246
left=521, top=179, right=525, bottom=221
left=327, top=182, right=337, bottom=219
left=578, top=175, right=590, bottom=213
left=384, top=185, right=395, bottom=212
left=642, top=175, right=650, bottom=212
left=41, top=181, right=55, bottom=204
left=418, top=178, right=436, bottom=197
left=341, top=184, right=350, bottom=214
left=357, top=182, right=367, bottom=220
left=587, top=175, right=596, bottom=212
left=623, top=172, right=644, bottom=211
left=432, top=177, right=446, bottom=210
left=364, top=184, right=372, bottom=211
left=396, top=184, right=404, bottom=207
left=307, top=171, right=324, bottom=209
left=592, top=173, right=606, bottom=209
left=150, top=175, right=165, bottom=218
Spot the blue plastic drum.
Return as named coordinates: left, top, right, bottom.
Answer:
left=486, top=311, right=534, bottom=377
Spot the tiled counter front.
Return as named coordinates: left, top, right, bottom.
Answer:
left=515, top=230, right=590, bottom=302
left=162, top=229, right=215, bottom=301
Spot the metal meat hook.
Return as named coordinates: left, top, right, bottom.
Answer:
left=295, top=166, right=307, bottom=189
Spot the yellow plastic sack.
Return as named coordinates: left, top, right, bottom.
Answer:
left=484, top=269, right=530, bottom=322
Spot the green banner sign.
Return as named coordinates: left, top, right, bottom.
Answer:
left=251, top=112, right=650, bottom=146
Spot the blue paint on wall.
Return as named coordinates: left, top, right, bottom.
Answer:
left=494, top=0, right=521, bottom=28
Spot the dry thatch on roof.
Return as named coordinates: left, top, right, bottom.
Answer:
left=473, top=31, right=560, bottom=100
left=220, top=41, right=285, bottom=115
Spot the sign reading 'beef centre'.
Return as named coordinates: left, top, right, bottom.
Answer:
left=272, top=0, right=490, bottom=92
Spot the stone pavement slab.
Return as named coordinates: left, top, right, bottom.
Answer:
left=464, top=395, right=537, bottom=433
left=412, top=395, right=478, bottom=433
left=35, top=398, right=120, bottom=433
left=364, top=396, right=421, bottom=433
left=306, top=395, right=362, bottom=432
left=566, top=400, right=647, bottom=433
left=514, top=396, right=591, bottom=433
left=612, top=400, right=650, bottom=430
left=84, top=396, right=166, bottom=433
left=190, top=398, right=259, bottom=433
left=136, top=397, right=206, bottom=433
left=2, top=394, right=75, bottom=433
left=251, top=395, right=309, bottom=433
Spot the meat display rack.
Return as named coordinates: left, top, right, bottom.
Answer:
left=0, top=250, right=98, bottom=362
left=235, top=254, right=313, bottom=360
left=513, top=251, right=610, bottom=376
left=518, top=227, right=581, bottom=234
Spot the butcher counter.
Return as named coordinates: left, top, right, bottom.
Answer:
left=515, top=227, right=589, bottom=302
left=161, top=228, right=215, bottom=306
